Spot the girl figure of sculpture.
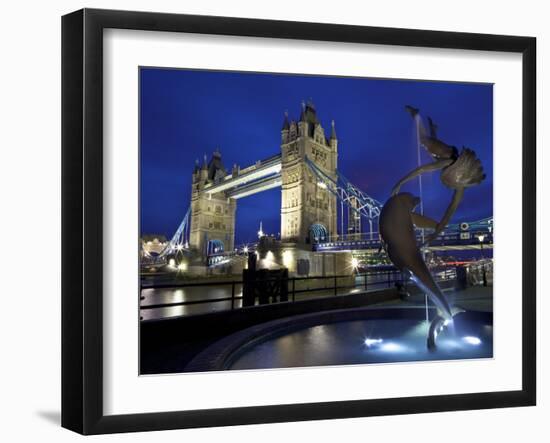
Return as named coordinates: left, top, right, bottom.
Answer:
left=392, top=107, right=486, bottom=245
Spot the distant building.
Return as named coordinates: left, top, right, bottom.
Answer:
left=141, top=234, right=168, bottom=256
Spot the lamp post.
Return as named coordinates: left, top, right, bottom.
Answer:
left=477, top=234, right=487, bottom=287
left=477, top=234, right=485, bottom=258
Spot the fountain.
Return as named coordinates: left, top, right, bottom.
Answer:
left=382, top=106, right=486, bottom=349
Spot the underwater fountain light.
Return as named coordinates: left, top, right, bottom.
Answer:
left=380, top=342, right=405, bottom=353
left=364, top=338, right=383, bottom=347
left=463, top=336, right=482, bottom=345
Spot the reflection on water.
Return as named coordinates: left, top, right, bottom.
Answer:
left=140, top=284, right=244, bottom=320
left=229, top=313, right=493, bottom=370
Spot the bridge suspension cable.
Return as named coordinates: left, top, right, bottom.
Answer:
left=142, top=207, right=191, bottom=265
left=163, top=206, right=191, bottom=256
left=304, top=156, right=383, bottom=221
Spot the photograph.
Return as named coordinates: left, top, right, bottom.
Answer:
left=1, top=0, right=543, bottom=439
left=139, top=68, right=494, bottom=375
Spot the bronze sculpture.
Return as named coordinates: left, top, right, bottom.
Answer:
left=379, top=192, right=454, bottom=322
left=380, top=107, right=486, bottom=347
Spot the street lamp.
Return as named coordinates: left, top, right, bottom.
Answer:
left=477, top=234, right=487, bottom=287
left=477, top=234, right=485, bottom=242
left=477, top=234, right=485, bottom=258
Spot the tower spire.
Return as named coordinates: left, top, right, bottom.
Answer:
left=330, top=119, right=337, bottom=140
left=257, top=221, right=264, bottom=239
left=300, top=100, right=306, bottom=121
left=282, top=110, right=290, bottom=130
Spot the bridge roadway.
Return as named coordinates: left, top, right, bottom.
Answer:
left=204, top=154, right=282, bottom=198
left=226, top=174, right=282, bottom=199
left=202, top=231, right=492, bottom=267
left=313, top=232, right=493, bottom=252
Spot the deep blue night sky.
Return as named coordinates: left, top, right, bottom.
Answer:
left=140, top=68, right=493, bottom=244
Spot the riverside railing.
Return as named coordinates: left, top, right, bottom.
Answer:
left=140, top=268, right=413, bottom=316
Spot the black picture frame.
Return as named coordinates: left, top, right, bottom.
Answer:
left=62, top=8, right=536, bottom=435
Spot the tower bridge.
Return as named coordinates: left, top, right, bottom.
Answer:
left=142, top=100, right=493, bottom=272
left=189, top=100, right=344, bottom=260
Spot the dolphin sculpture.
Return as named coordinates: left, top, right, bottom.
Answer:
left=392, top=108, right=486, bottom=245
left=379, top=192, right=453, bottom=322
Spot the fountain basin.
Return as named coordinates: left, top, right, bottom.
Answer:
left=185, top=306, right=493, bottom=372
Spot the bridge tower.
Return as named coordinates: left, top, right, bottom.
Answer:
left=189, top=150, right=236, bottom=259
left=280, top=100, right=338, bottom=244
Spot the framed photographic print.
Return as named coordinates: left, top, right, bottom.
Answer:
left=62, top=8, right=536, bottom=434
